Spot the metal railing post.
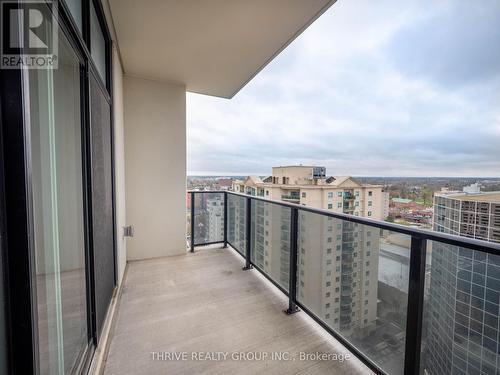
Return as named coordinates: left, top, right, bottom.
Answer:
left=242, top=196, right=253, bottom=270
left=284, top=207, right=300, bottom=314
left=190, top=191, right=195, bottom=252
left=223, top=192, right=228, bottom=248
left=403, top=235, right=427, bottom=374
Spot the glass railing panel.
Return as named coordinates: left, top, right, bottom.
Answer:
left=250, top=200, right=291, bottom=291
left=192, top=192, right=225, bottom=245
left=420, top=242, right=500, bottom=375
left=227, top=194, right=246, bottom=255
left=297, top=210, right=412, bottom=374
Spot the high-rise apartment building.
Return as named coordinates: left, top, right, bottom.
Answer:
left=230, top=166, right=387, bottom=337
left=425, top=191, right=500, bottom=374
left=207, top=195, right=225, bottom=241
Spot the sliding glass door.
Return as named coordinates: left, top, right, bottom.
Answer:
left=28, top=28, right=89, bottom=375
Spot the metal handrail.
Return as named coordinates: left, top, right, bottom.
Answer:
left=189, top=190, right=500, bottom=255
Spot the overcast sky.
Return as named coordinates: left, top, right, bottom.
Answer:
left=187, top=0, right=500, bottom=177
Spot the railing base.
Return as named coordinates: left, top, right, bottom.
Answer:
left=242, top=265, right=253, bottom=271
left=283, top=306, right=300, bottom=315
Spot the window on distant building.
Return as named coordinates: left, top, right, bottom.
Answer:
left=368, top=211, right=372, bottom=216
left=337, top=192, right=343, bottom=197
left=355, top=190, right=359, bottom=196
left=328, top=203, right=333, bottom=209
left=368, top=201, right=372, bottom=206
left=368, top=191, right=373, bottom=196
left=328, top=192, right=333, bottom=198
left=337, top=202, right=342, bottom=208
left=266, top=190, right=269, bottom=196
left=302, top=192, right=306, bottom=198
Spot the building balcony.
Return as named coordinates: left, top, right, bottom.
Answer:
left=103, top=248, right=368, bottom=374
left=341, top=288, right=352, bottom=297
left=281, top=194, right=301, bottom=202
left=341, top=277, right=353, bottom=286
left=340, top=297, right=353, bottom=306
left=179, top=191, right=500, bottom=375
left=341, top=266, right=354, bottom=275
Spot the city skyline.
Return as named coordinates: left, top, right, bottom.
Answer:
left=187, top=0, right=500, bottom=177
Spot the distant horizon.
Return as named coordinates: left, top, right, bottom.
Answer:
left=187, top=173, right=500, bottom=179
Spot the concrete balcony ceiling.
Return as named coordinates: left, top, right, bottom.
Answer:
left=108, top=0, right=336, bottom=98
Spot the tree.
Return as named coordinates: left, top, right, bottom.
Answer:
left=421, top=187, right=433, bottom=206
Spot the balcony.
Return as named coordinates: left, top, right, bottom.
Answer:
left=178, top=190, right=500, bottom=375
left=344, top=193, right=355, bottom=201
left=281, top=193, right=301, bottom=202
left=3, top=1, right=498, bottom=374
left=103, top=247, right=368, bottom=374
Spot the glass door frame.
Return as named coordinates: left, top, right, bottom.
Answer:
left=0, top=0, right=115, bottom=373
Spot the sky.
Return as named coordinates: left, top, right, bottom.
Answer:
left=187, top=0, right=500, bottom=177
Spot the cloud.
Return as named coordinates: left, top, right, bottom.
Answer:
left=386, top=0, right=500, bottom=89
left=187, top=0, right=500, bottom=177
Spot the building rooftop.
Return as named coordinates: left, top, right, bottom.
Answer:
left=392, top=198, right=413, bottom=204
left=436, top=191, right=500, bottom=202
left=272, top=165, right=318, bottom=169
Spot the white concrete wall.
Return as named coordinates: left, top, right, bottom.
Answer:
left=112, top=44, right=127, bottom=284
left=123, top=76, right=186, bottom=260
